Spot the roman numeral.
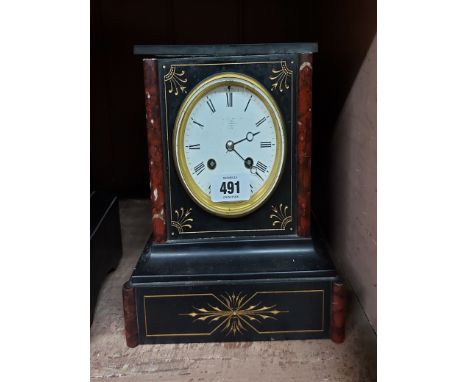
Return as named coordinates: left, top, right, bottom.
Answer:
left=256, top=161, right=268, bottom=173
left=244, top=95, right=252, bottom=112
left=186, top=144, right=200, bottom=150
left=250, top=184, right=254, bottom=194
left=191, top=118, right=204, bottom=127
left=260, top=141, right=272, bottom=148
left=206, top=97, right=216, bottom=113
left=193, top=162, right=205, bottom=175
left=256, top=116, right=267, bottom=127
left=226, top=86, right=233, bottom=107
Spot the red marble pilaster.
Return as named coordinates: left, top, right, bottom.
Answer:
left=122, top=282, right=138, bottom=348
left=143, top=59, right=166, bottom=243
left=296, top=53, right=313, bottom=237
left=331, top=281, right=346, bottom=343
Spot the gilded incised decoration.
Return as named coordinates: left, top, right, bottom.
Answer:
left=163, top=62, right=294, bottom=234
left=164, top=65, right=187, bottom=96
left=171, top=207, right=193, bottom=233
left=270, top=204, right=292, bottom=229
left=269, top=61, right=293, bottom=92
left=180, top=292, right=288, bottom=336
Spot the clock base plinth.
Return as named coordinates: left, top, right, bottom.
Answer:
left=123, top=236, right=345, bottom=346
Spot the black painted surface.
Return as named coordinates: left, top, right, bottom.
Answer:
left=134, top=43, right=318, bottom=56
left=134, top=279, right=333, bottom=344
left=132, top=236, right=335, bottom=282
left=158, top=54, right=297, bottom=239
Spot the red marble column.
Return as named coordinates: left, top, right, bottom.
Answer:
left=143, top=59, right=166, bottom=243
left=331, top=281, right=346, bottom=343
left=122, top=282, right=138, bottom=348
left=296, top=53, right=313, bottom=237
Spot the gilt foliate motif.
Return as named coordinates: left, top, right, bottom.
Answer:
left=171, top=207, right=193, bottom=233
left=270, top=204, right=292, bottom=229
left=181, top=292, right=288, bottom=336
left=269, top=61, right=293, bottom=92
left=164, top=65, right=188, bottom=96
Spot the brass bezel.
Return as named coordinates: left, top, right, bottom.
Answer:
left=173, top=72, right=286, bottom=218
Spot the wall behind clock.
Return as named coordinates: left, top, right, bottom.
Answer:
left=330, top=37, right=377, bottom=330
left=91, top=0, right=376, bottom=325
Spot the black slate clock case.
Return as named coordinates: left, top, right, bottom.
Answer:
left=123, top=44, right=345, bottom=346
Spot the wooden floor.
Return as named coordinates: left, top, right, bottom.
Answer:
left=91, top=200, right=377, bottom=381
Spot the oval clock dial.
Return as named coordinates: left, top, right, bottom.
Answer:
left=173, top=72, right=286, bottom=217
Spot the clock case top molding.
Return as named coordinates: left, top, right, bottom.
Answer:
left=123, top=44, right=345, bottom=347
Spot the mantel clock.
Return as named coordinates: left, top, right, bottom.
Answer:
left=123, top=43, right=345, bottom=347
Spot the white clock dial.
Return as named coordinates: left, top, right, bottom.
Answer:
left=173, top=73, right=286, bottom=217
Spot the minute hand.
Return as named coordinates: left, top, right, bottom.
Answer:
left=233, top=131, right=260, bottom=146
